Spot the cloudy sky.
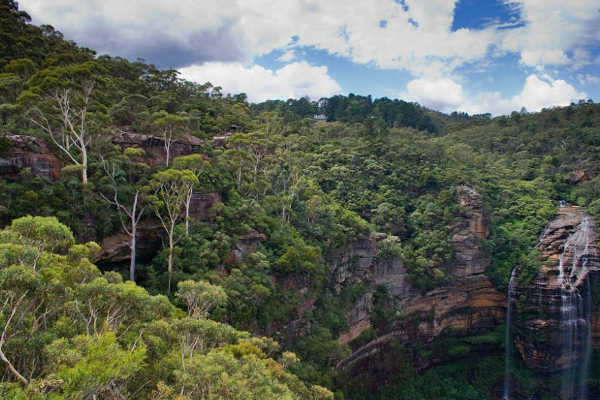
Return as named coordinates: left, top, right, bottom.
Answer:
left=20, top=0, right=600, bottom=115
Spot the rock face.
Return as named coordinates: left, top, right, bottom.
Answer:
left=96, top=220, right=163, bottom=264
left=0, top=129, right=205, bottom=181
left=512, top=206, right=599, bottom=373
left=336, top=186, right=505, bottom=371
left=112, top=129, right=203, bottom=167
left=188, top=192, right=222, bottom=221
left=0, top=135, right=63, bottom=180
left=96, top=193, right=222, bottom=264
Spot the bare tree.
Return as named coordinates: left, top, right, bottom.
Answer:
left=172, top=154, right=211, bottom=235
left=29, top=82, right=95, bottom=184
left=99, top=155, right=146, bottom=282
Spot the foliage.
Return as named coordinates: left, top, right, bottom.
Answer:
left=1, top=3, right=600, bottom=398
left=0, top=216, right=332, bottom=399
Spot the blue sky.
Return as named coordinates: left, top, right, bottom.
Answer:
left=21, top=0, right=600, bottom=115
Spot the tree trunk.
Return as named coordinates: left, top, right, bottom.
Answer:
left=129, top=191, right=139, bottom=282
left=130, top=223, right=136, bottom=283
left=0, top=346, right=28, bottom=386
left=81, top=151, right=88, bottom=185
left=185, top=189, right=192, bottom=236
left=168, top=231, right=174, bottom=292
left=164, top=136, right=171, bottom=167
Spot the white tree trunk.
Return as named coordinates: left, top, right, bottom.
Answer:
left=168, top=229, right=174, bottom=292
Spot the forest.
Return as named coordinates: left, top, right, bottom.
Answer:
left=1, top=1, right=600, bottom=399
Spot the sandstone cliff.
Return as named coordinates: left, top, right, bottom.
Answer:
left=336, top=186, right=505, bottom=371
left=0, top=134, right=63, bottom=180
left=512, top=206, right=599, bottom=373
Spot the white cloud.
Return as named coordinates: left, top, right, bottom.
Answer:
left=21, top=0, right=599, bottom=75
left=404, top=74, right=587, bottom=115
left=520, top=49, right=569, bottom=67
left=500, top=0, right=600, bottom=69
left=402, top=78, right=464, bottom=112
left=179, top=61, right=341, bottom=102
left=511, top=74, right=587, bottom=112
left=18, top=0, right=600, bottom=112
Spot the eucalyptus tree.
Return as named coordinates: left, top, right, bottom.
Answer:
left=19, top=61, right=107, bottom=185
left=147, top=168, right=198, bottom=292
left=172, top=154, right=213, bottom=235
left=98, top=147, right=150, bottom=282
left=152, top=111, right=189, bottom=166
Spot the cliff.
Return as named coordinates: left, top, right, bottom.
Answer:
left=336, top=186, right=505, bottom=371
left=512, top=206, right=599, bottom=373
left=0, top=134, right=63, bottom=180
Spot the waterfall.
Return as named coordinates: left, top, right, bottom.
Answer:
left=503, top=267, right=517, bottom=400
left=578, top=279, right=592, bottom=400
left=557, top=217, right=593, bottom=400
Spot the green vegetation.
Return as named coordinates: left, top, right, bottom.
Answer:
left=1, top=1, right=600, bottom=398
left=0, top=216, right=332, bottom=399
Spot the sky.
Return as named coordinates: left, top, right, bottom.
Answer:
left=19, top=0, right=600, bottom=115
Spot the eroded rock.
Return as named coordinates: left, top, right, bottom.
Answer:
left=336, top=186, right=505, bottom=371
left=0, top=134, right=63, bottom=180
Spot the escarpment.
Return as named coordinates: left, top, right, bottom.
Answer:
left=511, top=206, right=599, bottom=373
left=335, top=186, right=506, bottom=372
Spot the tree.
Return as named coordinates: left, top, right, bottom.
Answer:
left=172, top=154, right=212, bottom=235
left=147, top=168, right=198, bottom=292
left=99, top=147, right=149, bottom=282
left=152, top=111, right=189, bottom=166
left=176, top=280, right=227, bottom=318
left=21, top=62, right=106, bottom=185
left=227, top=130, right=275, bottom=198
left=46, top=331, right=146, bottom=399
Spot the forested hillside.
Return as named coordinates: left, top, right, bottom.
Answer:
left=1, top=1, right=599, bottom=398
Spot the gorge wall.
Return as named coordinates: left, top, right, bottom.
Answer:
left=335, top=186, right=506, bottom=372
left=508, top=205, right=600, bottom=399
left=332, top=192, right=600, bottom=399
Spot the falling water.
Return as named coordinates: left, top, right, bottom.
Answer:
left=578, top=278, right=592, bottom=399
left=503, top=268, right=518, bottom=400
left=557, top=217, right=592, bottom=400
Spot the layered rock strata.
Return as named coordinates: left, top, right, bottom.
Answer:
left=512, top=206, right=599, bottom=373
left=0, top=134, right=63, bottom=180
left=337, top=186, right=506, bottom=370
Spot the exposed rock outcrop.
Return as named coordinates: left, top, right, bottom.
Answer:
left=96, top=220, right=162, bottom=264
left=512, top=206, right=599, bottom=373
left=112, top=129, right=203, bottom=167
left=0, top=134, right=63, bottom=180
left=336, top=186, right=505, bottom=371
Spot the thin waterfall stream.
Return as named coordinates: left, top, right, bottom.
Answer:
left=503, top=268, right=517, bottom=400
left=558, top=217, right=592, bottom=399
left=503, top=209, right=594, bottom=400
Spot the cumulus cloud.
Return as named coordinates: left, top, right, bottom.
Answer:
left=18, top=0, right=599, bottom=112
left=404, top=74, right=587, bottom=115
left=21, top=0, right=252, bottom=67
left=20, top=0, right=600, bottom=74
left=402, top=78, right=464, bottom=112
left=511, top=75, right=587, bottom=112
left=179, top=61, right=341, bottom=102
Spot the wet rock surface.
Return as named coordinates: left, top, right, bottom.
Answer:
left=512, top=206, right=599, bottom=373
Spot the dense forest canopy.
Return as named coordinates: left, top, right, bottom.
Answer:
left=1, top=1, right=599, bottom=398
